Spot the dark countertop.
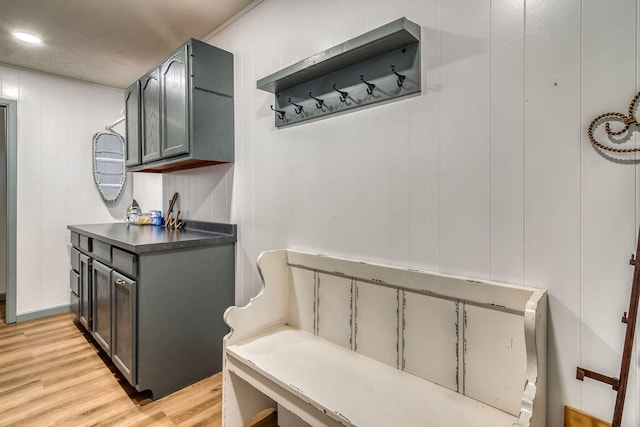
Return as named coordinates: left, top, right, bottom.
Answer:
left=67, top=220, right=237, bottom=254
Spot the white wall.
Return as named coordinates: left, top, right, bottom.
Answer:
left=0, top=64, right=129, bottom=316
left=161, top=0, right=640, bottom=425
left=132, top=173, right=163, bottom=213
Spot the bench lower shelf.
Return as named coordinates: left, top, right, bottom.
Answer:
left=226, top=326, right=518, bottom=427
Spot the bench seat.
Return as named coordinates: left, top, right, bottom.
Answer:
left=227, top=325, right=517, bottom=426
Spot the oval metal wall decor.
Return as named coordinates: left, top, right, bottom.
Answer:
left=92, top=132, right=126, bottom=203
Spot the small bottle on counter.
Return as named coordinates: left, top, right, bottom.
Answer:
left=150, top=210, right=163, bottom=226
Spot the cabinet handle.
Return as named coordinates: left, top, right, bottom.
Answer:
left=115, top=278, right=126, bottom=286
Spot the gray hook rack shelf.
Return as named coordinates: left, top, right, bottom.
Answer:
left=257, top=17, right=421, bottom=128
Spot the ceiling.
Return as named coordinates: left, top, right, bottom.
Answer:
left=0, top=0, right=256, bottom=89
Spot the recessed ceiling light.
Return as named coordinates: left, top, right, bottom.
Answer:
left=12, top=32, right=42, bottom=44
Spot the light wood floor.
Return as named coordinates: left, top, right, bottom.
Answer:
left=0, top=301, right=223, bottom=426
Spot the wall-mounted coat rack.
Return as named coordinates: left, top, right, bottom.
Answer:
left=257, top=17, right=421, bottom=128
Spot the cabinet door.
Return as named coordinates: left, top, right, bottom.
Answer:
left=112, top=271, right=137, bottom=386
left=69, top=270, right=80, bottom=320
left=161, top=45, right=190, bottom=159
left=141, top=68, right=161, bottom=163
left=70, top=291, right=79, bottom=318
left=92, top=261, right=112, bottom=356
left=124, top=81, right=141, bottom=167
left=79, top=254, right=92, bottom=330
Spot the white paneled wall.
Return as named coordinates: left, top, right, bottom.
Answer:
left=132, top=173, right=163, bottom=213
left=0, top=64, right=128, bottom=316
left=580, top=1, right=638, bottom=422
left=160, top=0, right=640, bottom=425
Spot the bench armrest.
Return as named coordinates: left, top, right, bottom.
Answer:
left=224, top=249, right=291, bottom=346
left=514, top=289, right=547, bottom=427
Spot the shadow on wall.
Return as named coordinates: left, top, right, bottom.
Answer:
left=422, top=27, right=486, bottom=71
left=547, top=293, right=577, bottom=425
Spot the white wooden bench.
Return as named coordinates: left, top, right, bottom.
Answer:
left=222, top=249, right=547, bottom=427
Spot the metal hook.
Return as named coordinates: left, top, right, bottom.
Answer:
left=391, top=65, right=406, bottom=87
left=270, top=105, right=286, bottom=120
left=288, top=97, right=304, bottom=115
left=360, top=75, right=376, bottom=95
left=308, top=92, right=325, bottom=109
left=332, top=83, right=349, bottom=103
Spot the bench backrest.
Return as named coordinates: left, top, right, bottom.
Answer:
left=260, top=250, right=547, bottom=419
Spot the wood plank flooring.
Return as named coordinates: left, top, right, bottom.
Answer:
left=564, top=406, right=611, bottom=427
left=0, top=301, right=223, bottom=426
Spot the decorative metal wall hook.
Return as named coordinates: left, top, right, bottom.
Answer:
left=391, top=65, right=406, bottom=87
left=332, top=83, right=349, bottom=103
left=360, top=75, right=376, bottom=95
left=308, top=91, right=325, bottom=109
left=288, top=97, right=304, bottom=114
left=270, top=105, right=286, bottom=120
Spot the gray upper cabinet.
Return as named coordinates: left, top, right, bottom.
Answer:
left=141, top=68, right=161, bottom=164
left=126, top=39, right=234, bottom=173
left=124, top=81, right=141, bottom=167
left=161, top=45, right=189, bottom=159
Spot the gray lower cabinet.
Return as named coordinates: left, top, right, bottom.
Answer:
left=79, top=253, right=92, bottom=330
left=70, top=245, right=80, bottom=318
left=92, top=261, right=112, bottom=356
left=69, top=270, right=80, bottom=316
left=68, top=227, right=235, bottom=400
left=112, top=271, right=136, bottom=386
